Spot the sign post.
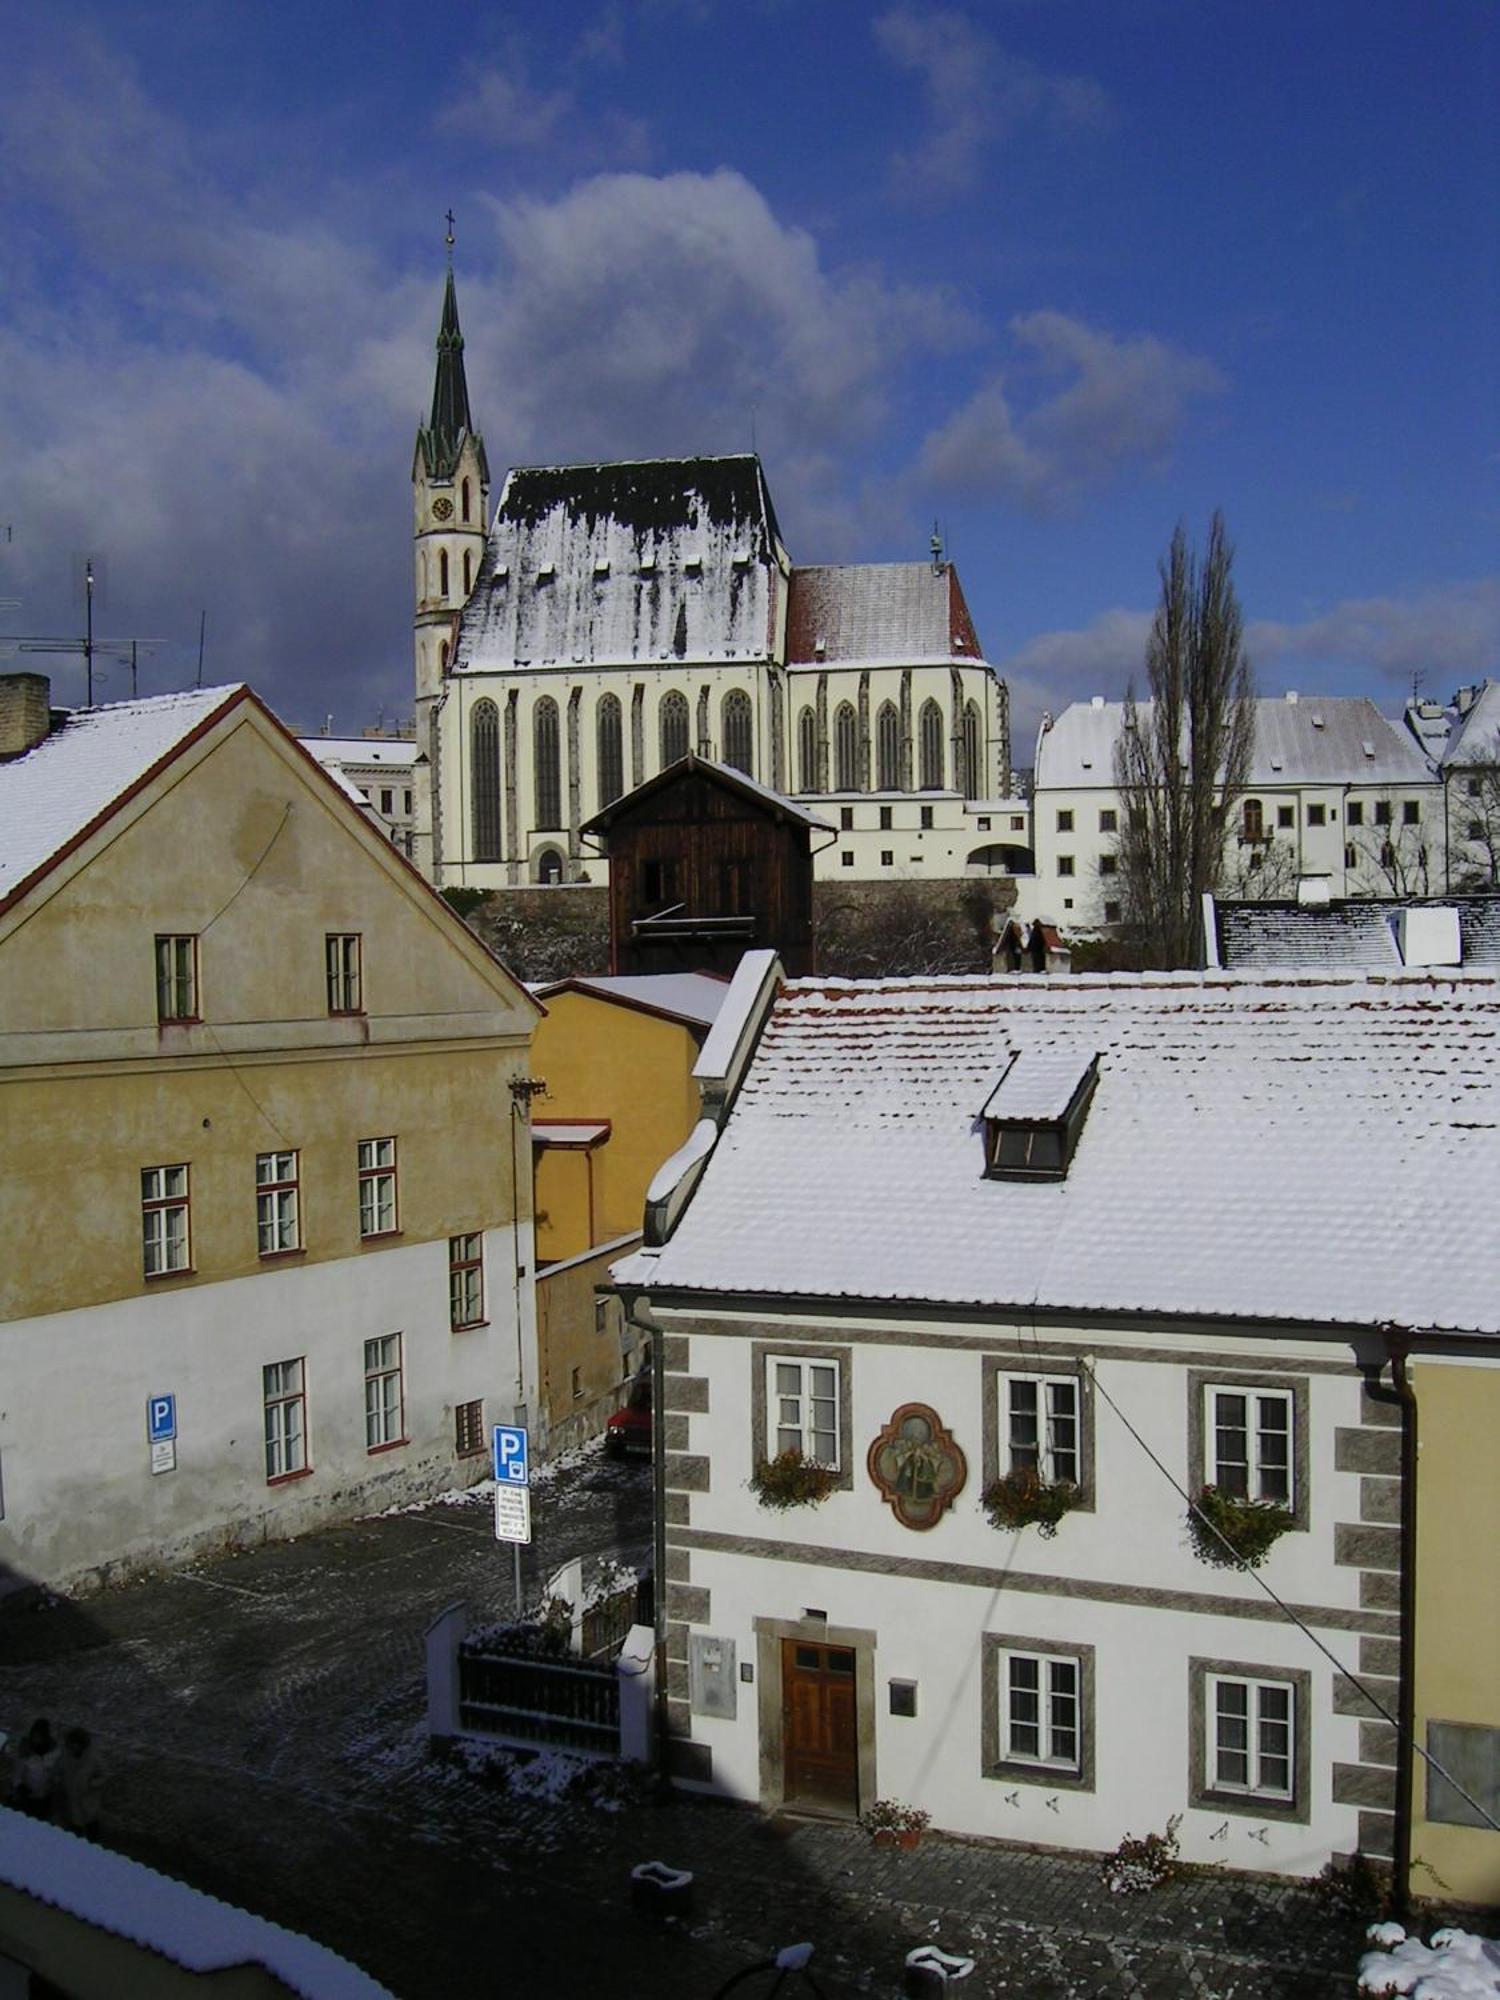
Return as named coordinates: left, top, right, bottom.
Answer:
left=492, top=1424, right=531, bottom=1617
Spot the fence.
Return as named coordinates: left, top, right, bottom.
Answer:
left=580, top=1573, right=654, bottom=1662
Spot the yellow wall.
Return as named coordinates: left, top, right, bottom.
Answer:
left=0, top=705, right=536, bottom=1321
left=529, top=988, right=705, bottom=1263
left=1411, top=1357, right=1500, bottom=1905
left=536, top=1240, right=642, bottom=1451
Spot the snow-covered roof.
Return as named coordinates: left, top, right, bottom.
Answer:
left=0, top=1807, right=393, bottom=1998
left=533, top=1120, right=610, bottom=1147
left=455, top=456, right=783, bottom=671
left=1442, top=680, right=1500, bottom=768
left=0, top=685, right=242, bottom=910
left=1035, top=696, right=1435, bottom=790
left=581, top=751, right=834, bottom=835
left=617, top=969, right=1500, bottom=1337
left=300, top=738, right=414, bottom=766
left=532, top=972, right=729, bottom=1029
left=786, top=563, right=985, bottom=665
left=1216, top=896, right=1500, bottom=971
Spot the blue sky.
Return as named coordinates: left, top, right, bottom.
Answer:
left=2, top=2, right=1496, bottom=755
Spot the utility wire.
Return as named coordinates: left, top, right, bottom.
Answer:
left=194, top=802, right=296, bottom=1145
left=1077, top=1356, right=1500, bottom=1834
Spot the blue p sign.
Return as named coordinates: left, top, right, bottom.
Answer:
left=148, top=1395, right=177, bottom=1444
left=493, top=1425, right=529, bottom=1486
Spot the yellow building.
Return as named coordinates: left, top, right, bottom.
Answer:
left=0, top=674, right=540, bottom=1593
left=528, top=974, right=725, bottom=1446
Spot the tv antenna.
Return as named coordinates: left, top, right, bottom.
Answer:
left=12, top=556, right=162, bottom=705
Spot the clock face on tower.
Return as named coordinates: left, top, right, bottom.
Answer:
left=432, top=497, right=454, bottom=522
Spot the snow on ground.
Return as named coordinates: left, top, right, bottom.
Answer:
left=1361, top=1925, right=1500, bottom=1997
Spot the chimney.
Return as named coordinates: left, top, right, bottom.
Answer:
left=0, top=673, right=52, bottom=760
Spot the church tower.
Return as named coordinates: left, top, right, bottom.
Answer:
left=412, top=227, right=488, bottom=879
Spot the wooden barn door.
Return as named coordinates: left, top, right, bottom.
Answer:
left=781, top=1639, right=859, bottom=1814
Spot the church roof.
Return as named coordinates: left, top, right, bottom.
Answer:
left=415, top=267, right=487, bottom=484
left=455, top=456, right=785, bottom=671
left=786, top=562, right=985, bottom=667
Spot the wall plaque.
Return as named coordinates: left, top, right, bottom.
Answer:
left=867, top=1403, right=967, bottom=1531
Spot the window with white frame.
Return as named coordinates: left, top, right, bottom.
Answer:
left=363, top=1335, right=404, bottom=1450
left=326, top=933, right=363, bottom=1015
left=155, top=935, right=199, bottom=1023
left=142, top=1165, right=190, bottom=1277
left=768, top=1355, right=840, bottom=1466
left=358, top=1137, right=398, bottom=1238
left=1003, top=1374, right=1080, bottom=1486
left=1003, top=1650, right=1082, bottom=1772
left=264, top=1358, right=307, bottom=1480
left=255, top=1150, right=300, bottom=1256
left=449, top=1232, right=484, bottom=1328
left=1208, top=1673, right=1294, bottom=1800
left=1207, top=1385, right=1292, bottom=1504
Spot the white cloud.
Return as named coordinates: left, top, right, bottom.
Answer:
left=874, top=6, right=1112, bottom=199
left=435, top=68, right=572, bottom=150
left=920, top=314, right=1224, bottom=509
left=1249, top=580, right=1500, bottom=697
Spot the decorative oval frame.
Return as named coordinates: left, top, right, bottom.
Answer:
left=867, top=1402, right=967, bottom=1531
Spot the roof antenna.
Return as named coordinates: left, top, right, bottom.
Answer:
left=195, top=609, right=206, bottom=688
left=930, top=519, right=944, bottom=574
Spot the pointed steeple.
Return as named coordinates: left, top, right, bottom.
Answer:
left=416, top=217, right=488, bottom=483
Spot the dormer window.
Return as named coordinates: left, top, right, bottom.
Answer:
left=536, top=563, right=556, bottom=585
left=594, top=559, right=611, bottom=578
left=683, top=554, right=703, bottom=574
left=982, top=1052, right=1098, bottom=1182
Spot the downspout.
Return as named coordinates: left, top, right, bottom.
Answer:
left=1369, top=1329, right=1418, bottom=1916
left=616, top=1284, right=667, bottom=1776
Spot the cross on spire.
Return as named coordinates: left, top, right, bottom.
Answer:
left=444, top=209, right=456, bottom=258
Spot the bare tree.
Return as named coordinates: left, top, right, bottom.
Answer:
left=1113, top=514, right=1255, bottom=966
left=1448, top=761, right=1500, bottom=889
left=1346, top=792, right=1434, bottom=897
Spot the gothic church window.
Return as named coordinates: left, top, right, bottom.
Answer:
left=798, top=707, right=817, bottom=792
left=877, top=702, right=900, bottom=791
left=834, top=703, right=858, bottom=792
left=960, top=701, right=982, bottom=799
left=471, top=700, right=501, bottom=862
left=722, top=690, right=753, bottom=776
left=660, top=691, right=690, bottom=768
left=462, top=479, right=472, bottom=523
left=534, top=697, right=561, bottom=829
left=920, top=700, right=945, bottom=790
left=463, top=551, right=472, bottom=595
left=439, top=549, right=449, bottom=598
left=597, top=694, right=624, bottom=807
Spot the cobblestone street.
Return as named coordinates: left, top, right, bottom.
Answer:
left=0, top=1451, right=1366, bottom=1998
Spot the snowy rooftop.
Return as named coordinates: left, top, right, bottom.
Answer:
left=0, top=685, right=242, bottom=909
left=532, top=972, right=729, bottom=1029
left=1035, top=695, right=1434, bottom=790
left=455, top=456, right=783, bottom=671
left=1443, top=680, right=1500, bottom=769
left=618, top=970, right=1500, bottom=1336
left=1216, top=897, right=1500, bottom=971
left=785, top=562, right=986, bottom=666
left=301, top=738, right=414, bottom=766
left=0, top=1807, right=392, bottom=1998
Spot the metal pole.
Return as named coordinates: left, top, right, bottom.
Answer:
left=85, top=560, right=94, bottom=707
left=513, top=1539, right=523, bottom=1620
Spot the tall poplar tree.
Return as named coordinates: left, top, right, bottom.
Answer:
left=1114, top=513, right=1255, bottom=968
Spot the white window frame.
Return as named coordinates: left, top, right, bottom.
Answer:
left=142, top=1164, right=191, bottom=1277
left=1207, top=1672, right=1294, bottom=1802
left=1206, top=1384, right=1294, bottom=1506
left=358, top=1137, right=398, bottom=1238
left=766, top=1354, right=841, bottom=1468
left=256, top=1150, right=301, bottom=1256
left=1002, top=1373, right=1080, bottom=1487
left=326, top=933, right=363, bottom=1015
left=1001, top=1649, right=1083, bottom=1773
left=155, top=934, right=199, bottom=1023
left=448, top=1232, right=485, bottom=1328
left=363, top=1335, right=404, bottom=1451
left=264, top=1358, right=308, bottom=1481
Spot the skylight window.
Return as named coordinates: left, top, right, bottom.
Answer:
left=981, top=1051, right=1099, bottom=1183
left=594, top=559, right=611, bottom=577
left=683, top=553, right=703, bottom=573
left=1311, top=713, right=1325, bottom=729
left=536, top=563, right=556, bottom=585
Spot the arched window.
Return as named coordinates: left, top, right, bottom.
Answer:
left=722, top=689, right=753, bottom=775
left=919, top=700, right=945, bottom=789
left=597, top=693, right=624, bottom=807
left=1242, top=798, right=1264, bottom=841
left=461, top=478, right=472, bottom=523
left=876, top=702, right=899, bottom=791
left=960, top=701, right=981, bottom=799
left=834, top=703, right=858, bottom=791
left=534, top=697, right=561, bottom=829
left=659, top=690, right=690, bottom=767
left=536, top=847, right=564, bottom=885
left=439, top=549, right=449, bottom=598
left=797, top=707, right=817, bottom=792
left=471, top=699, right=500, bottom=861
left=462, top=551, right=472, bottom=595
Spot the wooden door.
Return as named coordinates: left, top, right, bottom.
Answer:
left=781, top=1639, right=859, bottom=1814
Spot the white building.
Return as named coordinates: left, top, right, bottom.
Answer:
left=1018, top=693, right=1446, bottom=928
left=614, top=951, right=1500, bottom=1877
left=409, top=272, right=1012, bottom=890
left=300, top=734, right=416, bottom=857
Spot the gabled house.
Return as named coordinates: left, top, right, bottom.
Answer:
left=615, top=955, right=1500, bottom=1896
left=0, top=675, right=541, bottom=1593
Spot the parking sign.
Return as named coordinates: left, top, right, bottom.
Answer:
left=492, top=1424, right=529, bottom=1486
left=148, top=1394, right=177, bottom=1444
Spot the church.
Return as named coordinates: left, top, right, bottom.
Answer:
left=411, top=264, right=1016, bottom=889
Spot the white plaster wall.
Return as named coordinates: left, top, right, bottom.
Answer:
left=0, top=1230, right=533, bottom=1591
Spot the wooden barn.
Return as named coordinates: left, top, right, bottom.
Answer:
left=581, top=754, right=828, bottom=976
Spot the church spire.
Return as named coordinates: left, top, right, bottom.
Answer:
left=418, top=214, right=485, bottom=481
